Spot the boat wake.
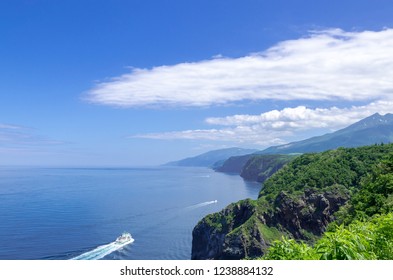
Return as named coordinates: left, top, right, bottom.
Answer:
left=70, top=233, right=134, bottom=260
left=186, top=200, right=218, bottom=210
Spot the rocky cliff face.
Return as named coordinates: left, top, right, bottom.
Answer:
left=191, top=199, right=256, bottom=260
left=191, top=187, right=350, bottom=259
left=266, top=187, right=350, bottom=238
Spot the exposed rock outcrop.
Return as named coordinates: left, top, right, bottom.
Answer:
left=191, top=199, right=256, bottom=260
left=191, top=187, right=350, bottom=259
left=266, top=187, right=350, bottom=238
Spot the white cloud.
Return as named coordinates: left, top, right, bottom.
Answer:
left=86, top=28, right=393, bottom=107
left=88, top=28, right=393, bottom=147
left=131, top=127, right=288, bottom=146
left=131, top=100, right=393, bottom=146
left=206, top=100, right=393, bottom=130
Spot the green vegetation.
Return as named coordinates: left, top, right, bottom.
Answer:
left=261, top=147, right=393, bottom=260
left=261, top=213, right=393, bottom=260
left=193, top=143, right=393, bottom=260
left=351, top=153, right=393, bottom=218
left=260, top=237, right=317, bottom=260
left=260, top=145, right=393, bottom=202
left=257, top=223, right=282, bottom=242
left=201, top=199, right=257, bottom=233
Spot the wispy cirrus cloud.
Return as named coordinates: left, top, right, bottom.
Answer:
left=131, top=127, right=289, bottom=146
left=86, top=28, right=393, bottom=108
left=0, top=123, right=23, bottom=130
left=0, top=123, right=64, bottom=147
left=0, top=123, right=26, bottom=143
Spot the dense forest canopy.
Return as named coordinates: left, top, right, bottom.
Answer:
left=261, top=145, right=393, bottom=260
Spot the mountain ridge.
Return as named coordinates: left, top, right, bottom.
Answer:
left=259, top=113, right=393, bottom=154
left=214, top=113, right=393, bottom=182
left=168, top=113, right=393, bottom=169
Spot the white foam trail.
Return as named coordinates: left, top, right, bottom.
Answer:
left=71, top=240, right=133, bottom=260
left=186, top=200, right=218, bottom=210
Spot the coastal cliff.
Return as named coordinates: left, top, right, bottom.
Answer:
left=215, top=154, right=297, bottom=183
left=214, top=154, right=254, bottom=174
left=191, top=199, right=256, bottom=259
left=191, top=144, right=393, bottom=259
left=192, top=186, right=349, bottom=259
left=240, top=154, right=297, bottom=182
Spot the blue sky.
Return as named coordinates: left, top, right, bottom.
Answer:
left=1, top=0, right=393, bottom=166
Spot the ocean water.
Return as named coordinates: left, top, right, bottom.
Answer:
left=0, top=167, right=261, bottom=260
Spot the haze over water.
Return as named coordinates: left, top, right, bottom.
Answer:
left=0, top=166, right=260, bottom=260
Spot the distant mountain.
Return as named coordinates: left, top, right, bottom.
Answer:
left=214, top=113, right=393, bottom=181
left=166, top=113, right=393, bottom=171
left=260, top=113, right=393, bottom=154
left=164, top=147, right=258, bottom=167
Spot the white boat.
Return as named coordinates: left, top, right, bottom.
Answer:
left=115, top=232, right=134, bottom=245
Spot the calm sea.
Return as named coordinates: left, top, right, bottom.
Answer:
left=0, top=167, right=261, bottom=260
